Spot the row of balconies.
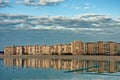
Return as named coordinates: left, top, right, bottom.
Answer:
left=4, top=41, right=120, bottom=55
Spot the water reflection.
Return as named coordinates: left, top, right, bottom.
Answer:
left=4, top=58, right=120, bottom=74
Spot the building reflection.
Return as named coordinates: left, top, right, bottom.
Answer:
left=4, top=58, right=120, bottom=73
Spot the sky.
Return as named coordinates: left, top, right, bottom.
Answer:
left=0, top=0, right=120, bottom=50
left=0, top=0, right=120, bottom=17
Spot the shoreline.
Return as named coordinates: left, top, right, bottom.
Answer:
left=0, top=55, right=120, bottom=61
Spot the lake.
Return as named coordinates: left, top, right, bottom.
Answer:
left=0, top=56, right=120, bottom=80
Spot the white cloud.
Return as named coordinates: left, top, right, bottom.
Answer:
left=71, top=3, right=95, bottom=10
left=0, top=19, right=25, bottom=25
left=84, top=6, right=90, bottom=9
left=0, top=0, right=10, bottom=7
left=85, top=3, right=90, bottom=6
left=72, top=6, right=80, bottom=10
left=16, top=0, right=65, bottom=6
left=25, top=0, right=34, bottom=3
left=83, top=3, right=91, bottom=10
left=14, top=25, right=103, bottom=32
left=16, top=0, right=37, bottom=6
left=0, top=13, right=120, bottom=34
left=24, top=0, right=36, bottom=6
left=39, top=0, right=64, bottom=6
left=76, top=14, right=111, bottom=22
left=92, top=23, right=100, bottom=27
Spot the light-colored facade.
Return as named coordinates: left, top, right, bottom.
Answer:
left=108, top=42, right=117, bottom=55
left=62, top=44, right=71, bottom=55
left=57, top=44, right=63, bottom=55
left=104, top=42, right=117, bottom=55
left=86, top=42, right=94, bottom=55
left=4, top=40, right=120, bottom=55
left=45, top=46, right=50, bottom=55
left=97, top=41, right=105, bottom=55
left=53, top=45, right=59, bottom=55
left=71, top=41, right=84, bottom=55
left=24, top=46, right=28, bottom=55
left=117, top=43, right=120, bottom=55
left=15, top=46, right=23, bottom=55
left=49, top=46, right=54, bottom=55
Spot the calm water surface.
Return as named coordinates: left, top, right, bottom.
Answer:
left=0, top=57, right=120, bottom=80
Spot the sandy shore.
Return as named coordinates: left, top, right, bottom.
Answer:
left=0, top=55, right=120, bottom=61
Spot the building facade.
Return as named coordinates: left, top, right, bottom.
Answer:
left=71, top=41, right=84, bottom=55
left=4, top=40, right=120, bottom=56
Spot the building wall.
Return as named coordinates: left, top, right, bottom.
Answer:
left=53, top=45, right=59, bottom=55
left=117, top=43, right=120, bottom=55
left=24, top=46, right=28, bottom=55
left=104, top=42, right=117, bottom=55
left=109, top=42, right=117, bottom=55
left=62, top=44, right=71, bottom=55
left=45, top=46, right=50, bottom=55
left=35, top=45, right=40, bottom=55
left=4, top=46, right=23, bottom=55
left=97, top=41, right=105, bottom=55
left=71, top=41, right=84, bottom=55
left=49, top=46, right=54, bottom=55
left=4, top=47, right=10, bottom=55
left=57, top=44, right=63, bottom=55
left=4, top=41, right=120, bottom=55
left=15, top=46, right=24, bottom=55
left=104, top=43, right=110, bottom=55
left=93, top=42, right=98, bottom=55
left=86, top=42, right=94, bottom=55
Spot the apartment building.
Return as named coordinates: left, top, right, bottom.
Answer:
left=117, top=43, right=120, bottom=55
left=53, top=45, right=59, bottom=55
left=14, top=46, right=24, bottom=55
left=71, top=41, right=84, bottom=55
left=49, top=46, right=54, bottom=55
left=62, top=44, right=71, bottom=55
left=4, top=40, right=120, bottom=55
left=4, top=46, right=11, bottom=55
left=57, top=44, right=63, bottom=55
left=97, top=41, right=105, bottom=55
left=109, top=42, right=117, bottom=55
left=86, top=42, right=94, bottom=55
left=104, top=42, right=117, bottom=55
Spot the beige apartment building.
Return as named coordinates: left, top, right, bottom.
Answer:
left=4, top=46, right=23, bottom=55
left=14, top=46, right=23, bottom=55
left=86, top=42, right=94, bottom=55
left=53, top=45, right=59, bottom=55
left=45, top=45, right=51, bottom=55
left=117, top=43, right=120, bottom=55
left=49, top=46, right=54, bottom=55
left=4, top=46, right=11, bottom=55
left=62, top=44, right=71, bottom=55
left=108, top=42, right=117, bottom=55
left=104, top=42, right=117, bottom=55
left=4, top=40, right=120, bottom=55
left=97, top=41, right=105, bottom=55
left=57, top=44, right=63, bottom=55
left=71, top=41, right=84, bottom=55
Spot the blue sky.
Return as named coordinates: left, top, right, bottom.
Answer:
left=0, top=0, right=120, bottom=17
left=0, top=0, right=120, bottom=50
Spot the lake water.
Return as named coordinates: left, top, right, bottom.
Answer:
left=0, top=57, right=120, bottom=80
